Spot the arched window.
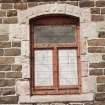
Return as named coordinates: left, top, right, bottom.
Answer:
left=30, top=14, right=81, bottom=95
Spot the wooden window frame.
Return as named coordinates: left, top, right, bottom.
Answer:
left=30, top=15, right=81, bottom=95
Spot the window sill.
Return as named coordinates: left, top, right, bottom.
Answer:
left=19, top=93, right=94, bottom=103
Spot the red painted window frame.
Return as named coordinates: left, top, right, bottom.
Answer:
left=30, top=14, right=81, bottom=95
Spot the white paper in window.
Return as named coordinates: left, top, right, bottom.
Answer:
left=59, top=49, right=78, bottom=86
left=34, top=50, right=53, bottom=86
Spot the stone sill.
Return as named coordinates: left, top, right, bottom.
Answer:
left=19, top=93, right=94, bottom=103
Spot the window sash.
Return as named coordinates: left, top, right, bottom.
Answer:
left=34, top=48, right=79, bottom=88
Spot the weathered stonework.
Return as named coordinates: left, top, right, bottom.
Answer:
left=0, top=0, right=105, bottom=104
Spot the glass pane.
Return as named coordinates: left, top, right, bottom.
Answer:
left=59, top=49, right=78, bottom=86
left=34, top=50, right=53, bottom=86
left=34, top=25, right=75, bottom=43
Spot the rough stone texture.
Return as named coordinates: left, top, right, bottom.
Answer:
left=3, top=17, right=18, bottom=24
left=80, top=22, right=97, bottom=38
left=0, top=65, right=11, bottom=71
left=98, top=31, right=105, bottom=38
left=96, top=1, right=105, bottom=7
left=88, top=54, right=102, bottom=64
left=82, top=77, right=96, bottom=93
left=0, top=18, right=2, bottom=24
left=97, top=76, right=105, bottom=83
left=0, top=35, right=9, bottom=41
left=12, top=41, right=21, bottom=47
left=101, top=8, right=105, bottom=14
left=0, top=57, right=14, bottom=64
left=0, top=72, right=5, bottom=78
left=0, top=0, right=22, bottom=3
left=0, top=10, right=6, bottom=17
left=0, top=87, right=15, bottom=95
left=1, top=3, right=13, bottom=9
left=97, top=84, right=105, bottom=92
left=0, top=79, right=15, bottom=87
left=84, top=102, right=93, bottom=105
left=27, top=2, right=37, bottom=7
left=4, top=48, right=21, bottom=56
left=16, top=80, right=30, bottom=95
left=19, top=93, right=94, bottom=103
left=94, top=101, right=105, bottom=105
left=0, top=49, right=4, bottom=56
left=0, top=42, right=11, bottom=48
left=0, top=1, right=105, bottom=104
left=88, top=47, right=105, bottom=53
left=14, top=3, right=27, bottom=10
left=81, top=61, right=88, bottom=77
left=67, top=1, right=79, bottom=6
left=90, top=62, right=105, bottom=68
left=7, top=10, right=17, bottom=17
left=91, top=15, right=104, bottom=21
left=102, top=55, right=105, bottom=60
left=89, top=69, right=103, bottom=76
left=95, top=93, right=105, bottom=101
left=12, top=65, right=22, bottom=71
left=80, top=1, right=94, bottom=7
left=91, top=8, right=100, bottom=14
left=88, top=39, right=105, bottom=46
left=0, top=24, right=9, bottom=34
left=0, top=96, right=18, bottom=104
left=6, top=72, right=22, bottom=78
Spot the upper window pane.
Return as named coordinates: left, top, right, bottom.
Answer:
left=34, top=25, right=76, bottom=43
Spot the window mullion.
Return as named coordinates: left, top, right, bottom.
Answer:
left=53, top=47, right=59, bottom=91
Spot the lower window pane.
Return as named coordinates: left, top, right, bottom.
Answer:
left=34, top=50, right=53, bottom=86
left=59, top=49, right=78, bottom=86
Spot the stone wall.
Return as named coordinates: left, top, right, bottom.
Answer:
left=0, top=0, right=105, bottom=104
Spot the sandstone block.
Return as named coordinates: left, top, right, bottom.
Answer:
left=12, top=65, right=22, bottom=71
left=7, top=10, right=17, bottom=17
left=0, top=35, right=9, bottom=41
left=95, top=93, right=105, bottom=101
left=0, top=96, right=18, bottom=104
left=97, top=76, right=105, bottom=83
left=14, top=3, right=27, bottom=10
left=91, top=8, right=100, bottom=14
left=0, top=42, right=11, bottom=48
left=98, top=31, right=105, bottom=38
left=4, top=48, right=21, bottom=56
left=6, top=72, right=22, bottom=78
left=88, top=47, right=105, bottom=53
left=89, top=69, right=103, bottom=76
left=90, top=62, right=105, bottom=68
left=0, top=10, right=6, bottom=17
left=0, top=72, right=5, bottom=78
left=0, top=79, right=15, bottom=87
left=0, top=57, right=14, bottom=64
left=97, top=84, right=105, bottom=92
left=88, top=39, right=105, bottom=46
left=3, top=17, right=18, bottom=24
left=80, top=1, right=94, bottom=7
left=0, top=65, right=11, bottom=71
left=1, top=3, right=13, bottom=9
left=91, top=15, right=104, bottom=21
left=0, top=87, right=15, bottom=95
left=96, top=1, right=105, bottom=7
left=0, top=49, right=4, bottom=56
left=12, top=41, right=21, bottom=47
left=16, top=80, right=30, bottom=95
